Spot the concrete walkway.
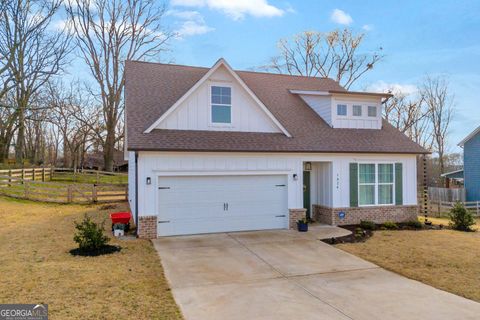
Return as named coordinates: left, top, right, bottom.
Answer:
left=153, top=227, right=480, bottom=320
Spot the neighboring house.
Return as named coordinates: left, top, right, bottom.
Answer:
left=125, top=58, right=427, bottom=238
left=458, top=126, right=480, bottom=201
left=441, top=169, right=464, bottom=189
left=84, top=149, right=128, bottom=172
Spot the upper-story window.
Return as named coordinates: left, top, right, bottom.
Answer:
left=211, top=86, right=231, bottom=124
left=337, top=104, right=347, bottom=116
left=368, top=106, right=377, bottom=117
left=353, top=105, right=362, bottom=117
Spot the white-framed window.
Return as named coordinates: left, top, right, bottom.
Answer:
left=337, top=104, right=347, bottom=116
left=368, top=106, right=377, bottom=117
left=378, top=164, right=394, bottom=204
left=211, top=86, right=232, bottom=124
left=353, top=105, right=362, bottom=116
left=358, top=163, right=395, bottom=206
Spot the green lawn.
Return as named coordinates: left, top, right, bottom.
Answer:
left=0, top=197, right=182, bottom=319
left=51, top=172, right=128, bottom=184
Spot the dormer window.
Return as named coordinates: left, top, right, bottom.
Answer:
left=353, top=105, right=362, bottom=117
left=368, top=106, right=377, bottom=117
left=211, top=86, right=232, bottom=124
left=337, top=104, right=347, bottom=116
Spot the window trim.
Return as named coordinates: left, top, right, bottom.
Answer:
left=337, top=104, right=347, bottom=116
left=352, top=105, right=362, bottom=117
left=209, top=84, right=233, bottom=127
left=357, top=162, right=395, bottom=207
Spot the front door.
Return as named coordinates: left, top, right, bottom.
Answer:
left=303, top=171, right=310, bottom=219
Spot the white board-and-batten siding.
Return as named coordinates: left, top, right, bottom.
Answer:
left=298, top=94, right=383, bottom=129
left=155, top=65, right=281, bottom=133
left=129, top=151, right=418, bottom=219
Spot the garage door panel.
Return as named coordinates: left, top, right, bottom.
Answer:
left=158, top=214, right=286, bottom=236
left=157, top=175, right=288, bottom=236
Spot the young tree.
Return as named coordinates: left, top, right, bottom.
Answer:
left=1, top=0, right=70, bottom=164
left=66, top=0, right=173, bottom=171
left=265, top=29, right=383, bottom=89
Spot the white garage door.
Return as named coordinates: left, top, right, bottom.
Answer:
left=157, top=175, right=288, bottom=236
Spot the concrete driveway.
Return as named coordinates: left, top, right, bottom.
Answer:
left=153, top=227, right=480, bottom=320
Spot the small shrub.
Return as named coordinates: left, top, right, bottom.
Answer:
left=360, top=220, right=376, bottom=230
left=73, top=214, right=110, bottom=251
left=449, top=202, right=475, bottom=231
left=406, top=220, right=423, bottom=229
left=383, top=221, right=398, bottom=230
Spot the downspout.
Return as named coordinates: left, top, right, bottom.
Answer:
left=134, top=151, right=139, bottom=237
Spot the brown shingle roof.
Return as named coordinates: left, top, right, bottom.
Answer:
left=125, top=60, right=427, bottom=154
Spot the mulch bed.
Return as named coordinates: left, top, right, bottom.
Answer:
left=322, top=225, right=373, bottom=245
left=69, top=245, right=121, bottom=257
left=322, top=222, right=445, bottom=245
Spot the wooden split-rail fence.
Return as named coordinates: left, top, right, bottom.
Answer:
left=0, top=168, right=127, bottom=204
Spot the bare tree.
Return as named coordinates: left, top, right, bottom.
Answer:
left=265, top=29, right=383, bottom=89
left=420, top=76, right=453, bottom=174
left=2, top=0, right=70, bottom=164
left=383, top=90, right=433, bottom=150
left=66, top=0, right=173, bottom=171
left=0, top=0, right=17, bottom=101
left=47, top=81, right=99, bottom=170
left=0, top=94, right=18, bottom=162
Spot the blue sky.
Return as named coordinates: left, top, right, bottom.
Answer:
left=157, top=0, right=480, bottom=153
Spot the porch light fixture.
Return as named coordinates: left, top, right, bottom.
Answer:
left=293, top=174, right=298, bottom=181
left=304, top=162, right=312, bottom=171
left=146, top=177, right=151, bottom=185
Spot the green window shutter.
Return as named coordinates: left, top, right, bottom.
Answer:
left=395, top=163, right=403, bottom=205
left=350, top=163, right=358, bottom=207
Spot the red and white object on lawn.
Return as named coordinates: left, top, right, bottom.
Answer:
left=110, top=212, right=132, bottom=234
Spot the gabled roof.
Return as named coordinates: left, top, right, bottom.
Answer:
left=125, top=60, right=428, bottom=154
left=458, top=125, right=480, bottom=147
left=144, top=58, right=291, bottom=137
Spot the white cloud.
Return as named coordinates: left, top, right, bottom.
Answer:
left=177, top=19, right=214, bottom=36
left=362, top=24, right=373, bottom=31
left=330, top=9, right=353, bottom=25
left=168, top=10, right=214, bottom=37
left=367, top=81, right=418, bottom=95
left=49, top=19, right=75, bottom=34
left=171, top=0, right=285, bottom=20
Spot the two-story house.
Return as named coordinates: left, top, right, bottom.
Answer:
left=458, top=126, right=480, bottom=202
left=125, top=58, right=427, bottom=238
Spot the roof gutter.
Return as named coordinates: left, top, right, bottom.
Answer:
left=289, top=89, right=393, bottom=98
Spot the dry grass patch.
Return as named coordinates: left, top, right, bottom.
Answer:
left=418, top=215, right=479, bottom=231
left=337, top=229, right=480, bottom=302
left=0, top=197, right=182, bottom=319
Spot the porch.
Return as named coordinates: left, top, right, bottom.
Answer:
left=301, top=161, right=418, bottom=226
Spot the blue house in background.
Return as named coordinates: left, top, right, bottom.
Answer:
left=459, top=126, right=480, bottom=202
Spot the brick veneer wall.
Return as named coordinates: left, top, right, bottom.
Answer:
left=138, top=216, right=157, bottom=239
left=312, top=205, right=334, bottom=225
left=289, top=208, right=306, bottom=229
left=313, top=204, right=418, bottom=226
